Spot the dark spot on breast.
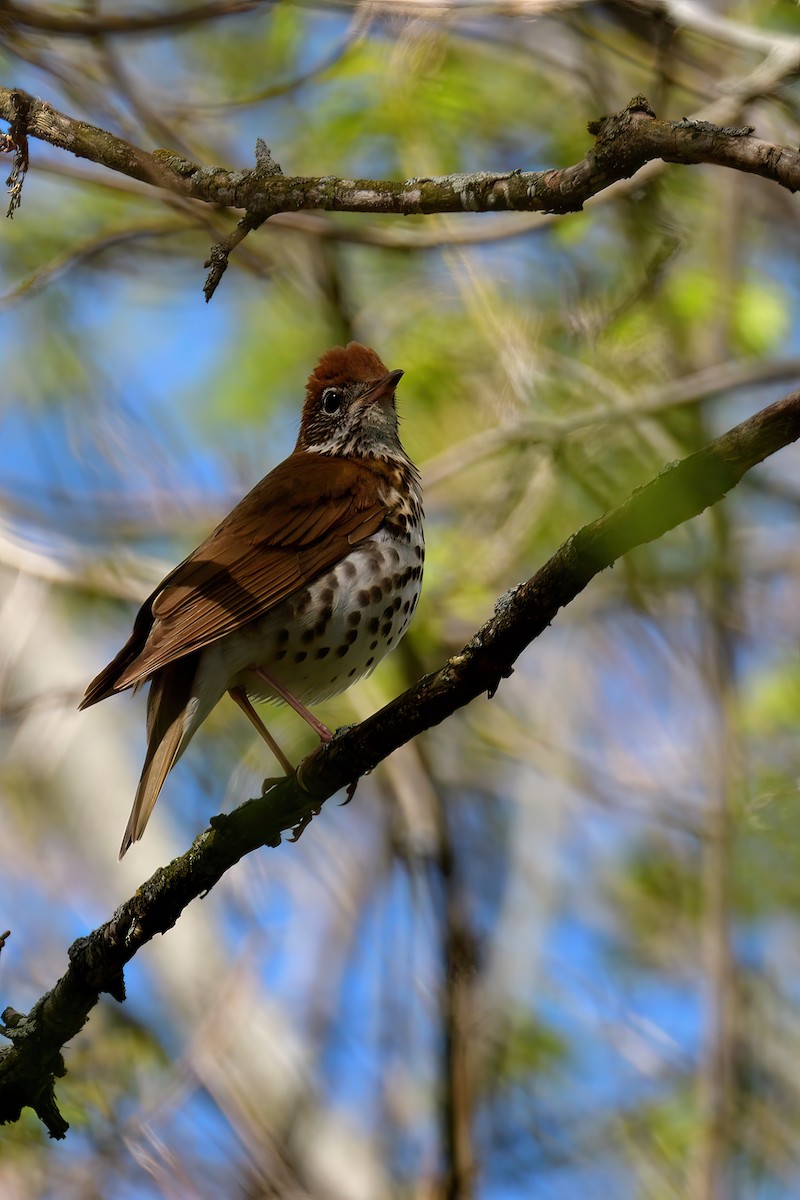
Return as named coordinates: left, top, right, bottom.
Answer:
left=348, top=610, right=361, bottom=627
left=403, top=600, right=410, bottom=614
left=357, top=589, right=371, bottom=607
left=387, top=636, right=394, bottom=646
left=366, top=656, right=374, bottom=668
left=348, top=668, right=357, bottom=678
left=294, top=651, right=307, bottom=664
left=383, top=605, right=394, bottom=620
left=320, top=587, right=334, bottom=605
left=370, top=585, right=382, bottom=604
left=410, top=596, right=418, bottom=611
left=315, top=605, right=332, bottom=634
left=346, top=629, right=358, bottom=645
left=277, top=628, right=289, bottom=645
left=381, top=621, right=392, bottom=638
left=316, top=646, right=330, bottom=659
left=368, top=616, right=380, bottom=633
left=393, top=596, right=402, bottom=612
left=381, top=577, right=392, bottom=595
left=369, top=640, right=378, bottom=650
left=342, top=560, right=357, bottom=580
left=415, top=544, right=424, bottom=560
left=336, top=644, right=350, bottom=658
left=275, top=650, right=286, bottom=662
left=301, top=627, right=316, bottom=645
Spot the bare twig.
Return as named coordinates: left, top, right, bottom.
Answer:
left=3, top=91, right=800, bottom=294
left=0, top=219, right=195, bottom=310
left=3, top=1, right=263, bottom=36
left=203, top=139, right=281, bottom=299
left=2, top=383, right=800, bottom=1139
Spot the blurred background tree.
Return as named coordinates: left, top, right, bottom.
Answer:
left=2, top=1, right=800, bottom=1196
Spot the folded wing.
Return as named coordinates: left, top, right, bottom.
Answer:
left=80, top=453, right=387, bottom=708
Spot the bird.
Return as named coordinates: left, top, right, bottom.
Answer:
left=80, top=342, right=424, bottom=858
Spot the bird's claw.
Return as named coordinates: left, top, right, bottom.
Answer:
left=289, top=806, right=320, bottom=841
left=339, top=779, right=359, bottom=806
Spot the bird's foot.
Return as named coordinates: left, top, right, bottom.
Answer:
left=289, top=805, right=321, bottom=842
left=339, top=779, right=359, bottom=806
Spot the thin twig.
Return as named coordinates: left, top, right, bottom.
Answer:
left=3, top=0, right=263, bottom=36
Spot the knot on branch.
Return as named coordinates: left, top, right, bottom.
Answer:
left=254, top=137, right=283, bottom=177
left=587, top=94, right=657, bottom=139
left=586, top=95, right=658, bottom=181
left=151, top=147, right=199, bottom=178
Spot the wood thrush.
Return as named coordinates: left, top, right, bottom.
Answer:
left=80, top=343, right=424, bottom=857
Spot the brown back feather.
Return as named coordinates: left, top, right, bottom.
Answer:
left=81, top=452, right=390, bottom=701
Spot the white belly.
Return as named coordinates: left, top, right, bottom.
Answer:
left=191, top=527, right=423, bottom=726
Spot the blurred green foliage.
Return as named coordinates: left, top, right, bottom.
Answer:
left=2, top=1, right=800, bottom=1197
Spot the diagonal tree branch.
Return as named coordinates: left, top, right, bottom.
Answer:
left=2, top=90, right=800, bottom=296
left=2, top=384, right=800, bottom=1139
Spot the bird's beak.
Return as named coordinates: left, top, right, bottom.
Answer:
left=365, top=369, right=404, bottom=405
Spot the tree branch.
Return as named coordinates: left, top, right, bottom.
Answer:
left=2, top=1, right=263, bottom=36
left=2, top=384, right=800, bottom=1139
left=1, top=91, right=799, bottom=293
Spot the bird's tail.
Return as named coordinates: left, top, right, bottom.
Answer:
left=119, top=656, right=198, bottom=859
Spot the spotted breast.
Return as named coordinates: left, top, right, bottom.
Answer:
left=198, top=458, right=424, bottom=709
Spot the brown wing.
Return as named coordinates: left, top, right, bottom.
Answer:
left=80, top=453, right=387, bottom=707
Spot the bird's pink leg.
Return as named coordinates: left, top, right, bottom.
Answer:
left=251, top=667, right=333, bottom=741
left=228, top=687, right=294, bottom=774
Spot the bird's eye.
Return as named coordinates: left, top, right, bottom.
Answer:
left=321, top=387, right=342, bottom=415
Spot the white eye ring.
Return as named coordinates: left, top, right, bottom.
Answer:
left=321, top=387, right=342, bottom=415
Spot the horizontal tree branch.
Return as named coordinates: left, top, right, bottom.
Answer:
left=2, top=1, right=263, bottom=36
left=2, top=384, right=800, bottom=1138
left=2, top=89, right=797, bottom=212
left=8, top=0, right=798, bottom=51
left=1, top=90, right=799, bottom=296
